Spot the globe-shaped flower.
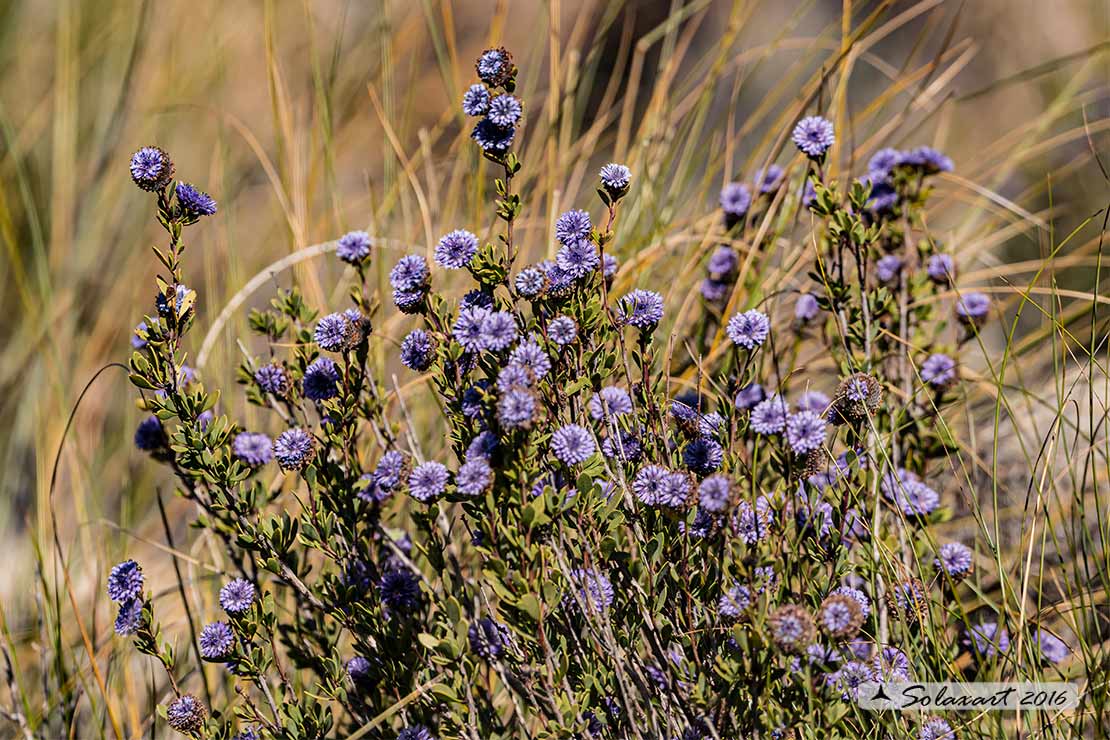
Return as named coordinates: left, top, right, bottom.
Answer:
left=599, top=163, right=631, bottom=192
left=551, top=424, right=596, bottom=466
left=554, top=209, right=592, bottom=246
left=232, top=432, right=272, bottom=468
left=659, top=471, right=692, bottom=508
left=547, top=316, right=578, bottom=346
left=336, top=230, right=372, bottom=264
left=904, top=146, right=954, bottom=175
left=408, top=461, right=449, bottom=502
left=453, top=306, right=491, bottom=352
left=389, top=255, right=429, bottom=291
left=682, top=437, right=723, bottom=475
left=462, top=84, right=490, bottom=116
left=400, top=329, right=436, bottom=371
left=434, top=229, right=479, bottom=269
left=129, top=146, right=174, bottom=191
left=818, top=594, right=864, bottom=639
left=379, top=568, right=422, bottom=611
left=927, top=254, right=955, bottom=284
left=965, top=622, right=1009, bottom=658
left=750, top=395, right=788, bottom=435
left=468, top=616, right=511, bottom=660
left=476, top=47, right=513, bottom=86
left=199, top=621, right=235, bottom=660
left=955, top=291, right=991, bottom=325
left=918, top=718, right=955, bottom=740
left=768, top=604, right=816, bottom=652
left=254, top=363, right=289, bottom=396
left=833, top=586, right=871, bottom=618
left=718, top=583, right=752, bottom=619
left=832, top=373, right=882, bottom=424
left=734, top=383, right=765, bottom=410
left=565, top=568, right=614, bottom=613
left=791, top=116, right=835, bottom=158
left=726, top=310, right=770, bottom=349
left=166, top=695, right=206, bottom=734
left=175, top=182, right=218, bottom=217
left=303, top=357, right=340, bottom=401
left=588, top=386, right=633, bottom=420
left=921, top=353, right=957, bottom=388
left=134, top=415, right=167, bottom=452
left=373, top=450, right=407, bottom=492
left=733, top=498, right=772, bottom=544
left=514, top=267, right=548, bottom=297
left=114, top=599, right=143, bottom=636
left=346, top=656, right=373, bottom=683
left=756, top=164, right=785, bottom=193
left=887, top=478, right=940, bottom=517
left=826, top=661, right=872, bottom=701
left=619, top=289, right=664, bottom=329
left=219, top=578, right=256, bottom=614
left=456, top=458, right=493, bottom=497
left=487, top=94, right=522, bottom=127
left=795, top=293, right=820, bottom=322
left=876, top=254, right=903, bottom=283
left=632, top=465, right=669, bottom=506
left=398, top=726, right=437, bottom=740
left=471, top=119, right=515, bottom=153
left=480, top=311, right=518, bottom=351
left=935, top=542, right=973, bottom=581
left=314, top=313, right=353, bottom=352
left=555, top=239, right=600, bottom=279
left=497, top=388, right=536, bottom=429
left=719, top=182, right=751, bottom=217
left=697, top=475, right=732, bottom=513
left=797, top=390, right=831, bottom=415
left=601, top=430, right=642, bottom=463
left=1033, top=629, right=1069, bottom=664
left=273, top=428, right=315, bottom=471
left=889, top=578, right=927, bottom=622
left=785, top=411, right=827, bottom=455
left=508, top=339, right=551, bottom=379
left=107, top=560, right=144, bottom=602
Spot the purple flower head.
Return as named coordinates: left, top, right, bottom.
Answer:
left=315, top=313, right=353, bottom=352
left=589, top=386, right=633, bottom=420
left=876, top=254, right=903, bottom=283
left=890, top=579, right=927, bottom=621
left=956, top=291, right=991, bottom=324
left=818, top=594, right=864, bottom=638
left=462, top=83, right=490, bottom=116
left=918, top=718, right=955, bottom=740
left=750, top=395, right=788, bottom=435
left=734, top=383, right=766, bottom=410
left=544, top=261, right=577, bottom=297
left=303, top=357, right=339, bottom=401
left=886, top=476, right=940, bottom=517
left=719, top=182, right=752, bottom=217
left=400, top=329, right=436, bottom=372
left=114, top=599, right=143, bottom=636
left=336, top=230, right=372, bottom=264
left=800, top=179, right=817, bottom=207
left=273, top=428, right=314, bottom=471
left=397, top=726, right=436, bottom=740
left=551, top=424, right=596, bottom=466
left=379, top=568, right=421, bottom=612
left=769, top=604, right=816, bottom=652
left=199, top=621, right=235, bottom=660
left=600, top=163, right=632, bottom=191
left=756, top=164, right=785, bottom=194
left=434, top=229, right=480, bottom=269
left=497, top=364, right=533, bottom=392
left=166, top=695, right=206, bottom=734
left=480, top=310, right=518, bottom=351
left=797, top=390, right=831, bottom=415
left=555, top=209, right=592, bottom=247
left=175, top=182, right=218, bottom=217
left=390, top=255, right=429, bottom=291
left=346, top=656, right=372, bottom=683
left=697, top=475, right=732, bottom=513
left=785, top=411, right=827, bottom=455
left=566, top=568, right=614, bottom=613
left=456, top=458, right=493, bottom=496
left=905, top=146, right=954, bottom=175
left=476, top=47, right=513, bottom=86
left=409, top=461, right=449, bottom=502
left=131, top=321, right=149, bottom=349
left=548, top=316, right=578, bottom=346
left=453, top=306, right=491, bottom=352
left=733, top=498, right=772, bottom=544
left=498, top=388, right=536, bottom=428
left=555, top=238, right=600, bottom=279
left=468, top=616, right=511, bottom=660
left=865, top=179, right=899, bottom=212
left=107, top=560, right=143, bottom=602
left=619, top=289, right=664, bottom=329
left=927, top=254, right=955, bottom=284
left=219, top=579, right=256, bottom=614
left=921, top=353, right=957, bottom=388
left=129, top=146, right=174, bottom=191
left=726, top=310, right=771, bottom=349
left=936, top=542, right=973, bottom=580
left=682, top=437, right=723, bottom=475
left=867, top=148, right=904, bottom=181
left=134, top=415, right=167, bottom=452
left=487, top=94, right=522, bottom=128
left=603, top=253, right=619, bottom=279
left=508, top=338, right=551, bottom=379
left=1033, top=629, right=1069, bottom=664
left=658, top=471, right=692, bottom=508
left=254, top=363, right=289, bottom=396
left=827, top=661, right=871, bottom=701
left=872, top=645, right=912, bottom=682
left=393, top=287, right=426, bottom=314
left=700, top=278, right=728, bottom=303
left=632, top=465, right=670, bottom=506
left=514, top=266, right=548, bottom=297
left=601, top=429, right=642, bottom=462
left=792, top=116, right=835, bottom=158
left=232, top=432, right=272, bottom=468
left=471, top=118, right=515, bottom=153
left=834, top=586, right=871, bottom=618
left=707, top=246, right=738, bottom=277
left=966, top=622, right=1009, bottom=658
left=718, top=583, right=753, bottom=619
left=795, top=293, right=820, bottom=322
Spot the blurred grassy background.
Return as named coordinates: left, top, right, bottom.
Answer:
left=1, top=0, right=1109, bottom=734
